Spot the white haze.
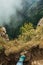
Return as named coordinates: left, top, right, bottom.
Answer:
left=0, top=0, right=40, bottom=26
left=0, top=0, right=22, bottom=26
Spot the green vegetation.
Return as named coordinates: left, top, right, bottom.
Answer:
left=18, top=23, right=35, bottom=42
left=0, top=45, right=3, bottom=50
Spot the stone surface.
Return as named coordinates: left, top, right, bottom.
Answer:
left=0, top=26, right=9, bottom=41
left=38, top=17, right=43, bottom=26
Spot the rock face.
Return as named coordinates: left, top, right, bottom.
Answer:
left=38, top=17, right=43, bottom=26
left=0, top=27, right=9, bottom=41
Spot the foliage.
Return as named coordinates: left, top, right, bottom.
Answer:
left=18, top=23, right=35, bottom=42
left=0, top=45, right=3, bottom=51
left=20, top=23, right=33, bottom=33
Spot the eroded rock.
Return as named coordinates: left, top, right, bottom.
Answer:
left=0, top=27, right=9, bottom=41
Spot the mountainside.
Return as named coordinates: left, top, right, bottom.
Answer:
left=0, top=18, right=43, bottom=65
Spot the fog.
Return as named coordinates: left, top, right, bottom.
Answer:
left=0, top=0, right=40, bottom=26
left=0, top=0, right=22, bottom=26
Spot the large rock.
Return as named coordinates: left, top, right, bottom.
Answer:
left=0, top=27, right=9, bottom=41
left=38, top=17, right=43, bottom=26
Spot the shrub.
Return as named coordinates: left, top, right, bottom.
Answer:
left=18, top=23, right=35, bottom=42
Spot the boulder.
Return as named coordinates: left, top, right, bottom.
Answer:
left=0, top=27, right=9, bottom=41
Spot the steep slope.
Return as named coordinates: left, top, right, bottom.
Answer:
left=0, top=18, right=43, bottom=65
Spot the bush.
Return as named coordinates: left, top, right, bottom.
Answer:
left=18, top=23, right=35, bottom=42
